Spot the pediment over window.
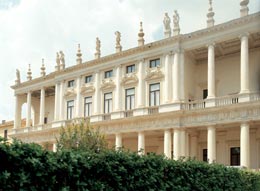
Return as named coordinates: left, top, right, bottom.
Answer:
left=64, top=88, right=76, bottom=98
left=121, top=73, right=138, bottom=86
left=100, top=78, right=116, bottom=90
left=145, top=66, right=164, bottom=81
left=81, top=82, right=95, bottom=95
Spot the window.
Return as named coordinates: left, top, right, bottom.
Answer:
left=203, top=89, right=208, bottom=99
left=104, top=92, right=112, bottom=113
left=126, top=64, right=135, bottom=74
left=149, top=58, right=160, bottom=68
left=203, top=149, right=208, bottom=162
left=104, top=70, right=113, bottom=78
left=230, top=147, right=240, bottom=166
left=4, top=130, right=7, bottom=139
left=149, top=83, right=160, bottom=106
left=125, top=88, right=135, bottom=110
left=68, top=80, right=75, bottom=88
left=84, top=96, right=92, bottom=117
left=67, top=100, right=74, bottom=119
left=44, top=117, right=47, bottom=124
left=85, top=75, right=92, bottom=83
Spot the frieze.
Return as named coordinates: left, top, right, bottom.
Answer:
left=64, top=88, right=76, bottom=98
left=121, top=73, right=138, bottom=86
left=145, top=66, right=164, bottom=81
left=81, top=82, right=95, bottom=95
left=100, top=78, right=116, bottom=90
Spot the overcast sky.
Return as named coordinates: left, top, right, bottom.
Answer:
left=0, top=0, right=259, bottom=121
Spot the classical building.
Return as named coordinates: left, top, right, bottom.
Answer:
left=10, top=1, right=260, bottom=169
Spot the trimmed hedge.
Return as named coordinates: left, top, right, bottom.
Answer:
left=0, top=140, right=259, bottom=191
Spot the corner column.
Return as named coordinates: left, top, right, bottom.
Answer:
left=240, top=33, right=249, bottom=94
left=138, top=131, right=145, bottom=155
left=207, top=43, right=215, bottom=99
left=54, top=82, right=60, bottom=121
left=114, top=65, right=122, bottom=111
left=207, top=126, right=216, bottom=163
left=164, top=129, right=172, bottom=158
left=241, top=123, right=250, bottom=168
left=137, top=59, right=145, bottom=107
left=26, top=91, right=32, bottom=127
left=115, top=133, right=122, bottom=150
left=39, top=87, right=45, bottom=125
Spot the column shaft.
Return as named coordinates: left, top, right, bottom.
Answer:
left=240, top=34, right=249, bottom=94
left=164, top=54, right=172, bottom=103
left=115, top=66, right=122, bottom=111
left=207, top=44, right=215, bottom=98
left=180, top=130, right=186, bottom=157
left=54, top=83, right=60, bottom=121
left=59, top=81, right=64, bottom=120
left=138, top=131, right=145, bottom=154
left=173, top=52, right=180, bottom=102
left=26, top=92, right=32, bottom=127
left=179, top=51, right=185, bottom=101
left=115, top=133, right=122, bottom=150
left=94, top=72, right=101, bottom=114
left=207, top=126, right=216, bottom=163
left=39, top=88, right=45, bottom=125
left=173, top=129, right=180, bottom=160
left=240, top=123, right=250, bottom=168
left=190, top=134, right=198, bottom=159
left=75, top=77, right=82, bottom=117
left=164, top=129, right=172, bottom=158
left=14, top=95, right=21, bottom=129
left=137, top=59, right=145, bottom=107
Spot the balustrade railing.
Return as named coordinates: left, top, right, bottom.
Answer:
left=250, top=92, right=260, bottom=101
left=215, top=94, right=239, bottom=106
left=124, top=110, right=133, bottom=118
left=182, top=100, right=206, bottom=110
left=148, top=106, right=159, bottom=115
left=103, top=114, right=111, bottom=121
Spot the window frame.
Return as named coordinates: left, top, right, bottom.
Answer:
left=149, top=58, right=160, bottom=68
left=67, top=100, right=74, bottom=120
left=84, top=96, right=92, bottom=117
left=125, top=88, right=135, bottom=110
left=68, top=80, right=75, bottom=88
left=104, top=70, right=113, bottom=79
left=126, top=64, right=135, bottom=74
left=230, top=147, right=240, bottom=166
left=85, top=75, right=92, bottom=83
left=104, top=92, right=112, bottom=113
left=149, top=83, right=160, bottom=106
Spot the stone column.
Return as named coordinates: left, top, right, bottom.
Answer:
left=94, top=71, right=101, bottom=114
left=54, top=83, right=60, bottom=121
left=185, top=132, right=189, bottom=157
left=207, top=126, right=216, bottom=163
left=190, top=132, right=198, bottom=159
left=207, top=43, right=215, bottom=98
left=173, top=129, right=180, bottom=160
left=241, top=123, right=250, bottom=168
left=75, top=77, right=82, bottom=117
left=179, top=50, right=185, bottom=101
left=164, top=129, right=172, bottom=158
left=26, top=91, right=32, bottom=127
left=14, top=95, right=21, bottom=129
left=59, top=81, right=64, bottom=120
left=138, top=131, right=145, bottom=155
left=115, top=133, right=122, bottom=150
left=164, top=53, right=172, bottom=103
left=172, top=51, right=180, bottom=102
left=115, top=65, right=122, bottom=111
left=137, top=59, right=145, bottom=107
left=240, top=34, right=249, bottom=94
left=53, top=143, right=57, bottom=152
left=180, top=130, right=186, bottom=157
left=39, top=87, right=45, bottom=125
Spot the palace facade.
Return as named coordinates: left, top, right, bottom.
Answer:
left=10, top=1, right=260, bottom=169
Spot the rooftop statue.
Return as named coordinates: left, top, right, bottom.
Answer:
left=96, top=37, right=101, bottom=52
left=15, top=69, right=20, bottom=84
left=59, top=51, right=65, bottom=67
left=163, top=13, right=171, bottom=31
left=173, top=10, right=180, bottom=29
left=115, top=31, right=121, bottom=46
left=56, top=52, right=60, bottom=66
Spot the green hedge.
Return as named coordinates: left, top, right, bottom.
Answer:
left=0, top=140, right=259, bottom=191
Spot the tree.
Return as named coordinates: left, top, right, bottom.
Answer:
left=56, top=119, right=107, bottom=152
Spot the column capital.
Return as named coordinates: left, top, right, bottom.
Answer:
left=239, top=32, right=250, bottom=39
left=138, top=58, right=145, bottom=63
left=206, top=42, right=215, bottom=48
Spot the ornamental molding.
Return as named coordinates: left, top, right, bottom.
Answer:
left=121, top=72, right=138, bottom=86
left=81, top=82, right=95, bottom=95
left=100, top=78, right=116, bottom=90
left=145, top=66, right=164, bottom=81
left=64, top=87, right=76, bottom=98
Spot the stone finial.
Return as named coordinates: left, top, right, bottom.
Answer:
left=115, top=31, right=122, bottom=53
left=41, top=58, right=46, bottom=77
left=173, top=10, right=180, bottom=36
left=55, top=52, right=60, bottom=71
left=59, top=51, right=65, bottom=70
left=207, top=0, right=215, bottom=27
left=163, top=12, right=171, bottom=38
left=15, top=69, right=21, bottom=85
left=138, top=22, right=145, bottom=46
left=240, top=0, right=249, bottom=17
left=27, top=64, right=32, bottom=81
left=76, top=44, right=82, bottom=65
left=95, top=37, right=101, bottom=59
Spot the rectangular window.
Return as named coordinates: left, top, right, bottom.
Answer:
left=149, top=58, right=160, bottom=68
left=67, top=100, right=74, bottom=120
left=85, top=75, right=92, bottom=83
left=84, top=96, right=92, bottom=117
left=230, top=147, right=240, bottom=166
left=126, top=64, right=135, bottom=74
left=203, top=89, right=208, bottom=99
left=203, top=149, right=207, bottom=162
left=104, top=92, right=112, bottom=113
left=125, top=88, right=135, bottom=110
left=4, top=130, right=7, bottom=139
left=149, top=83, right=160, bottom=106
left=104, top=70, right=113, bottom=78
left=68, top=80, right=75, bottom=88
left=44, top=117, right=47, bottom=124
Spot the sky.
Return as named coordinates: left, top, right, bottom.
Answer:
left=0, top=0, right=259, bottom=122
